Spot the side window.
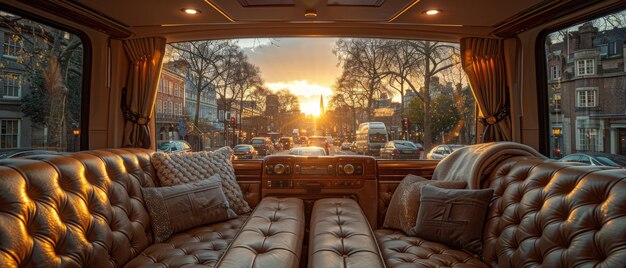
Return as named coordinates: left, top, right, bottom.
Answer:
left=0, top=10, right=84, bottom=153
left=544, top=9, right=625, bottom=160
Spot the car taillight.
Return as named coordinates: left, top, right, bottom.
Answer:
left=245, top=151, right=251, bottom=154
left=393, top=149, right=400, bottom=154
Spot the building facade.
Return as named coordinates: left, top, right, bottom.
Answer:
left=0, top=30, right=30, bottom=150
left=156, top=68, right=187, bottom=141
left=546, top=22, right=626, bottom=156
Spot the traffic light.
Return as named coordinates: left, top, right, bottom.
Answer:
left=230, top=116, right=235, bottom=127
left=402, top=117, right=409, bottom=130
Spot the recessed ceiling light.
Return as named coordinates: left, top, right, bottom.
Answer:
left=305, top=9, right=317, bottom=18
left=181, top=8, right=201, bottom=15
left=423, top=9, right=441, bottom=15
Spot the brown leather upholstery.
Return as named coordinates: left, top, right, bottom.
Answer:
left=378, top=182, right=399, bottom=228
left=216, top=197, right=304, bottom=268
left=0, top=148, right=156, bottom=267
left=239, top=182, right=262, bottom=208
left=481, top=157, right=626, bottom=267
left=124, top=215, right=249, bottom=268
left=0, top=148, right=275, bottom=268
left=308, top=198, right=385, bottom=268
left=375, top=229, right=488, bottom=267
left=376, top=155, right=626, bottom=268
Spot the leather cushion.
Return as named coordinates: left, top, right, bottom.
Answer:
left=410, top=185, right=494, bottom=254
left=124, top=215, right=249, bottom=268
left=151, top=147, right=251, bottom=214
left=375, top=229, right=488, bottom=268
left=142, top=174, right=238, bottom=243
left=383, top=174, right=466, bottom=234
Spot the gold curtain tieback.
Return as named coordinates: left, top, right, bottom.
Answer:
left=479, top=106, right=509, bottom=126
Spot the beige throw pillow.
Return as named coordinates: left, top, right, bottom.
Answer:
left=151, top=147, right=251, bottom=214
left=383, top=174, right=466, bottom=234
left=142, top=175, right=238, bottom=243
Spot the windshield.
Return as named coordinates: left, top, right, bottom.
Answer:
left=595, top=156, right=624, bottom=167
left=291, top=148, right=326, bottom=156
left=251, top=139, right=264, bottom=145
left=369, top=134, right=387, bottom=143
left=234, top=145, right=251, bottom=151
left=394, top=141, right=416, bottom=149
left=155, top=37, right=476, bottom=158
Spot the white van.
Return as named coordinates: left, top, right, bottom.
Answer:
left=355, top=122, right=388, bottom=156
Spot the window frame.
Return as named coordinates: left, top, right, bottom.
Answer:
left=2, top=72, right=22, bottom=99
left=0, top=118, right=20, bottom=149
left=575, top=87, right=598, bottom=108
left=535, top=3, right=626, bottom=156
left=575, top=59, right=595, bottom=76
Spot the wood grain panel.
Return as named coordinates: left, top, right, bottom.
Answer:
left=233, top=160, right=263, bottom=181
left=376, top=160, right=439, bottom=181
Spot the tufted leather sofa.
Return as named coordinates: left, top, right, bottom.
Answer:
left=308, top=198, right=385, bottom=268
left=374, top=156, right=626, bottom=268
left=0, top=149, right=303, bottom=268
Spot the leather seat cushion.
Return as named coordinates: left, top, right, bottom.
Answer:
left=124, top=215, right=248, bottom=268
left=374, top=229, right=488, bottom=268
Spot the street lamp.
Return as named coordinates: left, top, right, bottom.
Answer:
left=72, top=128, right=80, bottom=152
left=552, top=128, right=561, bottom=158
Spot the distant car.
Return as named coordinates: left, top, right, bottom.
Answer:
left=298, top=136, right=308, bottom=144
left=333, top=138, right=342, bottom=146
left=0, top=149, right=68, bottom=159
left=380, top=140, right=423, bottom=159
left=157, top=140, right=192, bottom=154
left=233, top=144, right=258, bottom=160
left=308, top=136, right=330, bottom=155
left=251, top=137, right=275, bottom=156
left=289, top=146, right=327, bottom=156
left=340, top=142, right=351, bottom=150
left=350, top=141, right=357, bottom=151
left=426, top=144, right=465, bottom=160
left=279, top=137, right=294, bottom=150
left=558, top=152, right=626, bottom=168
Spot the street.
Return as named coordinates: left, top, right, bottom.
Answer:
left=263, top=144, right=359, bottom=158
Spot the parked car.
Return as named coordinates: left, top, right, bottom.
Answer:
left=380, top=140, right=423, bottom=159
left=233, top=144, right=258, bottom=160
left=0, top=149, right=68, bottom=159
left=251, top=137, right=275, bottom=156
left=333, top=138, right=342, bottom=146
left=308, top=136, right=330, bottom=155
left=279, top=137, right=294, bottom=150
left=289, top=146, right=327, bottom=156
left=340, top=142, right=352, bottom=151
left=426, top=144, right=466, bottom=160
left=558, top=152, right=626, bottom=168
left=157, top=140, right=192, bottom=154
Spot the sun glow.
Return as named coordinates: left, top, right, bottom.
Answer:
left=301, top=102, right=321, bottom=116
left=265, top=80, right=332, bottom=116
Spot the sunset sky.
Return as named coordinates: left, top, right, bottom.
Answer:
left=240, top=38, right=340, bottom=115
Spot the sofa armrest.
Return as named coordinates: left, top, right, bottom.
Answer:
left=308, top=198, right=385, bottom=268
left=216, top=197, right=304, bottom=268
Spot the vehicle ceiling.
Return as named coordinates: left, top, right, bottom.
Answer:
left=13, top=0, right=615, bottom=42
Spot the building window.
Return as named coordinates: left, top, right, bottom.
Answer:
left=157, top=100, right=162, bottom=113
left=550, top=65, right=560, bottom=80
left=0, top=119, right=19, bottom=149
left=2, top=73, right=21, bottom=98
left=576, top=59, right=595, bottom=76
left=576, top=88, right=598, bottom=108
left=577, top=128, right=600, bottom=152
left=3, top=33, right=21, bottom=57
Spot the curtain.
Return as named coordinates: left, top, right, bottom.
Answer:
left=460, top=37, right=512, bottom=142
left=121, top=37, right=166, bottom=148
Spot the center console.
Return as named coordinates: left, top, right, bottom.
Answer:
left=261, top=155, right=378, bottom=227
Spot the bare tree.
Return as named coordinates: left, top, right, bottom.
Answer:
left=330, top=73, right=368, bottom=132
left=381, top=40, right=459, bottom=151
left=334, top=38, right=393, bottom=120
left=168, top=40, right=234, bottom=127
